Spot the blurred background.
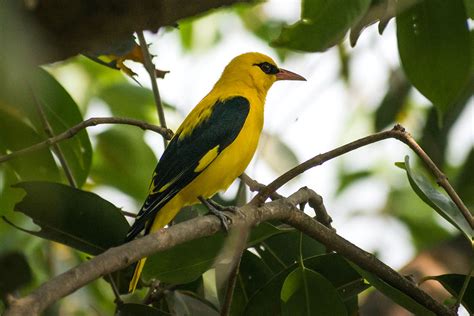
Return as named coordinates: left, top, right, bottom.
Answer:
left=1, top=0, right=472, bottom=314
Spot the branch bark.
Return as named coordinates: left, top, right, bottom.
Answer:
left=253, top=124, right=473, bottom=229
left=10, top=0, right=251, bottom=64
left=4, top=188, right=454, bottom=316
left=136, top=31, right=168, bottom=147
left=0, top=117, right=173, bottom=165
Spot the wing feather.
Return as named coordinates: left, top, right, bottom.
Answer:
left=125, top=96, right=250, bottom=241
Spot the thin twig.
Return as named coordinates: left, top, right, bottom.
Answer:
left=253, top=124, right=473, bottom=229
left=394, top=127, right=473, bottom=229
left=241, top=174, right=333, bottom=228
left=3, top=187, right=454, bottom=316
left=0, top=117, right=173, bottom=165
left=136, top=31, right=168, bottom=147
left=240, top=173, right=282, bottom=200
left=30, top=88, right=77, bottom=187
left=305, top=188, right=333, bottom=229
left=106, top=274, right=124, bottom=305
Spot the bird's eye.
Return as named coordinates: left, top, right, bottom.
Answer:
left=261, top=63, right=272, bottom=73
left=255, top=62, right=279, bottom=75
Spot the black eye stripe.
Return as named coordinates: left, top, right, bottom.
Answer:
left=254, top=62, right=279, bottom=75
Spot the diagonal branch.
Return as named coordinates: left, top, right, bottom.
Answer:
left=136, top=31, right=168, bottom=147
left=0, top=117, right=173, bottom=165
left=240, top=173, right=333, bottom=228
left=253, top=124, right=473, bottom=229
left=4, top=188, right=454, bottom=316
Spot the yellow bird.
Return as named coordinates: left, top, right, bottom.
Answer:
left=125, top=52, right=305, bottom=292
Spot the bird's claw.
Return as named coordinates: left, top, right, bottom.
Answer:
left=207, top=206, right=232, bottom=231
left=199, top=197, right=233, bottom=231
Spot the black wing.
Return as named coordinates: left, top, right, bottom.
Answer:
left=125, top=96, right=250, bottom=241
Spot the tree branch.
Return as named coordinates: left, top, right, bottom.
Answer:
left=240, top=173, right=283, bottom=200
left=0, top=117, right=173, bottom=165
left=241, top=173, right=333, bottom=229
left=136, top=31, right=168, bottom=147
left=4, top=188, right=454, bottom=316
left=253, top=124, right=473, bottom=229
left=12, top=0, right=252, bottom=64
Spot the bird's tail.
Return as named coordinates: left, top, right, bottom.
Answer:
left=128, top=199, right=183, bottom=293
left=129, top=258, right=147, bottom=293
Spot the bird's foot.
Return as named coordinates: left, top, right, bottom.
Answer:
left=206, top=198, right=239, bottom=213
left=198, top=197, right=233, bottom=231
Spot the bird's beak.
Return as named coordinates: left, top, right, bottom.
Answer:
left=276, top=68, right=306, bottom=81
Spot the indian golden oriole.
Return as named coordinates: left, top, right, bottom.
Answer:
left=125, top=52, right=305, bottom=292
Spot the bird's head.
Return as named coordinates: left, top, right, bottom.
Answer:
left=217, top=52, right=306, bottom=96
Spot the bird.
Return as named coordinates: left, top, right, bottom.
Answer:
left=125, top=52, right=305, bottom=292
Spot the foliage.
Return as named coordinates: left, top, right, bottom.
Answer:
left=1, top=0, right=473, bottom=315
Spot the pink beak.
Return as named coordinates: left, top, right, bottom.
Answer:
left=275, top=68, right=306, bottom=81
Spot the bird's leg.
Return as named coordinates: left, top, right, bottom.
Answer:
left=198, top=196, right=232, bottom=231
left=206, top=198, right=239, bottom=213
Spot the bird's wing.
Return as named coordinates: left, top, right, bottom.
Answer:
left=126, top=96, right=250, bottom=241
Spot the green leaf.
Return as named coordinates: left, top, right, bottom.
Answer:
left=144, top=232, right=225, bottom=284
left=0, top=252, right=32, bottom=297
left=0, top=168, right=25, bottom=223
left=29, top=68, right=92, bottom=187
left=400, top=156, right=472, bottom=240
left=248, top=222, right=291, bottom=246
left=91, top=127, right=157, bottom=201
left=1, top=68, right=92, bottom=188
left=471, top=31, right=474, bottom=74
left=425, top=274, right=474, bottom=313
left=273, top=0, right=371, bottom=52
left=98, top=83, right=157, bottom=121
left=231, top=251, right=274, bottom=315
left=108, top=264, right=137, bottom=295
left=260, top=132, right=299, bottom=175
left=388, top=188, right=451, bottom=250
left=396, top=0, right=471, bottom=114
left=350, top=263, right=435, bottom=315
left=116, top=303, right=161, bottom=316
left=338, top=277, right=371, bottom=302
left=173, top=205, right=205, bottom=224
left=0, top=107, right=60, bottom=183
left=245, top=254, right=364, bottom=315
left=143, top=223, right=284, bottom=284
left=6, top=181, right=129, bottom=255
left=456, top=148, right=474, bottom=209
left=374, top=69, right=411, bottom=131
left=281, top=267, right=347, bottom=316
left=464, top=0, right=474, bottom=19
left=255, top=230, right=326, bottom=274
left=166, top=291, right=219, bottom=316
left=350, top=0, right=397, bottom=46
left=336, top=170, right=372, bottom=195
left=0, top=106, right=60, bottom=213
left=179, top=20, right=194, bottom=51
